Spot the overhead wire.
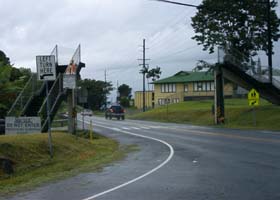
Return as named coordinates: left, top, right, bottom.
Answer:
left=148, top=14, right=193, bottom=50
left=92, top=0, right=201, bottom=82
left=147, top=9, right=189, bottom=47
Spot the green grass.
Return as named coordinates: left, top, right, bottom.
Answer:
left=129, top=98, right=280, bottom=131
left=0, top=131, right=135, bottom=195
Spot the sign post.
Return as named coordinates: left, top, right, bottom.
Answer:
left=248, top=88, right=260, bottom=126
left=78, top=88, right=88, bottom=131
left=36, top=55, right=56, bottom=158
left=64, top=60, right=77, bottom=135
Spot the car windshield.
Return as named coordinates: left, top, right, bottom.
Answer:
left=111, top=106, right=122, bottom=112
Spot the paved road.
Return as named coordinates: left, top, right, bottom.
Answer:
left=4, top=115, right=280, bottom=200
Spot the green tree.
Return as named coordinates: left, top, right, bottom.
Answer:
left=146, top=66, right=161, bottom=82
left=0, top=50, right=33, bottom=117
left=0, top=66, right=29, bottom=117
left=118, top=84, right=132, bottom=107
left=191, top=0, right=280, bottom=64
left=78, top=79, right=113, bottom=110
left=0, top=50, right=10, bottom=67
left=118, top=84, right=132, bottom=99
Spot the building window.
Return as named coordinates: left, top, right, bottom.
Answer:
left=160, top=84, right=176, bottom=93
left=158, top=98, right=173, bottom=105
left=161, top=84, right=164, bottom=93
left=172, top=98, right=179, bottom=103
left=184, top=84, right=188, bottom=92
left=194, top=81, right=215, bottom=91
left=210, top=81, right=215, bottom=91
left=165, top=84, right=168, bottom=92
left=202, top=82, right=207, bottom=91
left=194, top=82, right=203, bottom=91
left=207, top=82, right=211, bottom=91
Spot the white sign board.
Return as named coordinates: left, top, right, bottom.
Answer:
left=63, top=74, right=76, bottom=89
left=5, top=117, right=41, bottom=134
left=36, top=55, right=56, bottom=81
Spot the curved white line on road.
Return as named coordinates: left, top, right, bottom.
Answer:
left=80, top=120, right=174, bottom=200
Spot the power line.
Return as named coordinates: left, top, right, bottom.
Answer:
left=152, top=45, right=199, bottom=60
left=151, top=0, right=198, bottom=8
left=148, top=12, right=193, bottom=49
left=148, top=9, right=190, bottom=47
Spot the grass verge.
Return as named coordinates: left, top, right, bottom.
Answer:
left=0, top=131, right=135, bottom=195
left=129, top=98, right=280, bottom=131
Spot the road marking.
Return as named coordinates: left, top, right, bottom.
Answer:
left=122, top=127, right=130, bottom=130
left=80, top=120, right=174, bottom=200
left=112, top=128, right=121, bottom=131
left=131, top=127, right=140, bottom=130
left=149, top=125, right=162, bottom=129
left=141, top=126, right=151, bottom=130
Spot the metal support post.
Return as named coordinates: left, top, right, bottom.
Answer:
left=46, top=81, right=53, bottom=158
left=214, top=65, right=225, bottom=124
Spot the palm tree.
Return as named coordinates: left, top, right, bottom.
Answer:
left=146, top=66, right=161, bottom=90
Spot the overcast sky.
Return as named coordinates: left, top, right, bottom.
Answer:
left=1, top=0, right=280, bottom=100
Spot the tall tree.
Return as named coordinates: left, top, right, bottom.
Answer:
left=118, top=84, right=132, bottom=99
left=118, top=84, right=132, bottom=107
left=146, top=66, right=161, bottom=91
left=146, top=66, right=162, bottom=82
left=78, top=79, right=113, bottom=110
left=191, top=0, right=280, bottom=65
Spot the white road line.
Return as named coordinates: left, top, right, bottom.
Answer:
left=149, top=126, right=162, bottom=129
left=80, top=119, right=174, bottom=200
left=122, top=127, right=131, bottom=130
left=141, top=126, right=150, bottom=130
left=131, top=127, right=140, bottom=130
left=112, top=128, right=121, bottom=131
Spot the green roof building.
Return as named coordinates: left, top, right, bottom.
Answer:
left=134, top=71, right=234, bottom=109
left=152, top=71, right=234, bottom=106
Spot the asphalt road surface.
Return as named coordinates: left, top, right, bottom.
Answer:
left=4, top=115, right=280, bottom=200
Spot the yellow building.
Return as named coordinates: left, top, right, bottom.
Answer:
left=134, top=71, right=234, bottom=109
left=153, top=71, right=234, bottom=105
left=134, top=91, right=154, bottom=109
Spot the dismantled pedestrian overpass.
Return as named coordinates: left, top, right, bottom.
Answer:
left=7, top=45, right=85, bottom=132
left=218, top=47, right=280, bottom=105
left=214, top=46, right=280, bottom=124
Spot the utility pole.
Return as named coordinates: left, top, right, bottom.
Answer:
left=116, top=80, right=119, bottom=104
left=138, top=39, right=150, bottom=112
left=142, top=39, right=146, bottom=112
left=104, top=69, right=107, bottom=109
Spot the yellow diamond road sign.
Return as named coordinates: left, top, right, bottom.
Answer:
left=248, top=88, right=260, bottom=106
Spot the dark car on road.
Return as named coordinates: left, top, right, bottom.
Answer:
left=105, top=105, right=125, bottom=120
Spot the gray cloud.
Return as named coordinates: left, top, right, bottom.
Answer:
left=0, top=0, right=279, bottom=97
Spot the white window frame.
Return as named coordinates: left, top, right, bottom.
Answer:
left=161, top=83, right=176, bottom=93
left=211, top=81, right=215, bottom=91
left=184, top=84, right=188, bottom=92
